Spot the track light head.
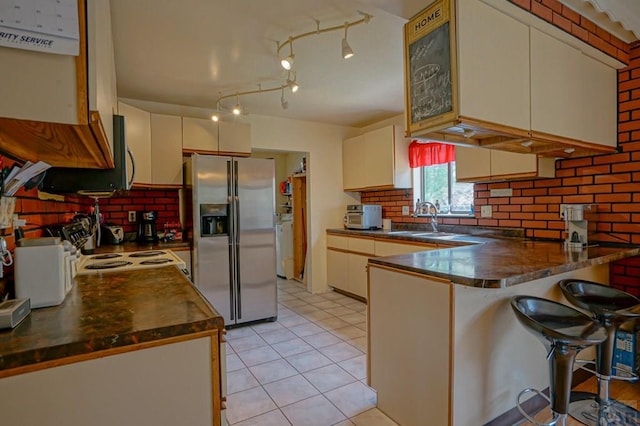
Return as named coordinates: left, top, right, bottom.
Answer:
left=281, top=54, right=294, bottom=70
left=286, top=71, right=299, bottom=93
left=211, top=113, right=219, bottom=122
left=232, top=93, right=242, bottom=115
left=281, top=87, right=288, bottom=110
left=342, top=22, right=354, bottom=59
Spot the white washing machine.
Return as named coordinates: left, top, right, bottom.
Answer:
left=276, top=220, right=294, bottom=279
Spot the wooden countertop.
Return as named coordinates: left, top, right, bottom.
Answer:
left=327, top=229, right=640, bottom=288
left=0, top=266, right=222, bottom=377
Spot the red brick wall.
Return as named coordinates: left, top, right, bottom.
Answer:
left=610, top=256, right=640, bottom=296
left=99, top=189, right=181, bottom=234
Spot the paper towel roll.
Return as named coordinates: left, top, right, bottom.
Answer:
left=383, top=219, right=392, bottom=230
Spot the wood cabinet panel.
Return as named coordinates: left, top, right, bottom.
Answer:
left=363, top=127, right=395, bottom=188
left=327, top=249, right=349, bottom=291
left=579, top=54, right=617, bottom=147
left=342, top=134, right=366, bottom=190
left=455, top=146, right=490, bottom=181
left=348, top=254, right=369, bottom=298
left=456, top=146, right=555, bottom=182
left=374, top=241, right=436, bottom=257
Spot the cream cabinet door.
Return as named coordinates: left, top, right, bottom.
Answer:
left=119, top=102, right=152, bottom=185
left=579, top=54, right=617, bottom=147
left=348, top=253, right=369, bottom=298
left=327, top=249, right=349, bottom=292
left=530, top=28, right=583, bottom=141
left=455, top=146, right=490, bottom=181
left=182, top=117, right=219, bottom=152
left=343, top=134, right=366, bottom=190
left=490, top=150, right=538, bottom=177
left=219, top=121, right=251, bottom=155
left=363, top=126, right=395, bottom=188
left=151, top=114, right=183, bottom=186
left=457, top=0, right=530, bottom=131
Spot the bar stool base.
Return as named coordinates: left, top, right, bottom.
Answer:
left=568, top=395, right=640, bottom=426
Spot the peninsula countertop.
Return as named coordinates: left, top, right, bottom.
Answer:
left=327, top=228, right=640, bottom=288
left=0, top=266, right=222, bottom=376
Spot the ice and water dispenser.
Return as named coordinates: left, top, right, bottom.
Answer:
left=200, top=204, right=228, bottom=236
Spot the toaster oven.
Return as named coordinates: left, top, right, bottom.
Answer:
left=344, top=204, right=382, bottom=230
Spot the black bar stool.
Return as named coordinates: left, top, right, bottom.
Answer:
left=558, top=279, right=640, bottom=426
left=511, top=295, right=607, bottom=426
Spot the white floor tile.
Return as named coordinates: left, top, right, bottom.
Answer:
left=286, top=349, right=333, bottom=373
left=318, top=342, right=363, bottom=363
left=338, top=312, right=366, bottom=325
left=325, top=306, right=357, bottom=317
left=278, top=314, right=310, bottom=328
left=260, top=328, right=299, bottom=345
left=281, top=394, right=346, bottom=426
left=292, top=304, right=320, bottom=314
left=344, top=336, right=367, bottom=353
left=312, top=300, right=343, bottom=310
left=232, top=409, right=292, bottom=426
left=324, top=381, right=377, bottom=418
left=302, top=310, right=336, bottom=322
left=226, top=353, right=246, bottom=373
left=278, top=306, right=296, bottom=318
left=263, top=374, right=320, bottom=407
left=271, top=337, right=315, bottom=358
left=281, top=299, right=309, bottom=308
left=237, top=345, right=282, bottom=367
left=227, top=326, right=259, bottom=341
left=227, top=334, right=268, bottom=353
left=227, top=367, right=260, bottom=394
left=251, top=321, right=285, bottom=334
left=249, top=358, right=299, bottom=385
left=315, top=316, right=351, bottom=331
left=301, top=331, right=343, bottom=349
left=333, top=421, right=355, bottom=426
left=302, top=364, right=357, bottom=393
left=330, top=325, right=366, bottom=341
left=338, top=355, right=367, bottom=381
left=289, top=322, right=325, bottom=338
left=226, top=386, right=278, bottom=424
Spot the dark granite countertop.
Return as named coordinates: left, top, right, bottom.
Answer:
left=0, top=266, right=222, bottom=375
left=327, top=228, right=640, bottom=288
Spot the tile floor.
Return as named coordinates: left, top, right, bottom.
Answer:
left=224, top=278, right=399, bottom=426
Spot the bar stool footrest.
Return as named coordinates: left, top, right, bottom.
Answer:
left=517, top=388, right=563, bottom=426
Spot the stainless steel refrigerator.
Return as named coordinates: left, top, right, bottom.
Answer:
left=188, top=153, right=277, bottom=326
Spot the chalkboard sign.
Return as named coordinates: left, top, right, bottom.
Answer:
left=404, top=0, right=458, bottom=135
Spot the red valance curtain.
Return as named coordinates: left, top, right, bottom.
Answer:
left=408, top=141, right=456, bottom=168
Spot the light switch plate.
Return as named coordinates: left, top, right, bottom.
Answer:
left=481, top=205, right=492, bottom=218
left=402, top=205, right=410, bottom=216
left=128, top=211, right=137, bottom=222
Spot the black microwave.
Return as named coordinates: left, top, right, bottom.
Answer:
left=40, top=114, right=134, bottom=195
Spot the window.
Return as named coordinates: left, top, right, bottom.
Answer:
left=420, top=161, right=474, bottom=214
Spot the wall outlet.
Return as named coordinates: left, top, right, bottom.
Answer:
left=480, top=205, right=492, bottom=218
left=402, top=205, right=410, bottom=216
left=128, top=211, right=137, bottom=222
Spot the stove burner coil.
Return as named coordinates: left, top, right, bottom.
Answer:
left=91, top=253, right=123, bottom=260
left=128, top=250, right=166, bottom=258
left=85, top=260, right=133, bottom=270
left=140, top=258, right=172, bottom=265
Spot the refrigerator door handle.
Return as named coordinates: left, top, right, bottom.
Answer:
left=233, top=160, right=242, bottom=319
left=226, top=160, right=235, bottom=321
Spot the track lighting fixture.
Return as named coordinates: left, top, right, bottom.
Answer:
left=286, top=71, right=299, bottom=93
left=342, top=22, right=354, bottom=59
left=232, top=93, right=242, bottom=115
left=281, top=87, right=288, bottom=110
left=280, top=37, right=294, bottom=70
left=211, top=113, right=219, bottom=122
left=277, top=11, right=371, bottom=66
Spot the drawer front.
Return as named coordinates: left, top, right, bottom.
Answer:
left=374, top=241, right=436, bottom=257
left=348, top=237, right=375, bottom=254
left=327, top=235, right=349, bottom=250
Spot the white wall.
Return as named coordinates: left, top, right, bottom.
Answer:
left=247, top=114, right=355, bottom=293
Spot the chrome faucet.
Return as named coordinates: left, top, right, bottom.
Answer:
left=413, top=199, right=439, bottom=232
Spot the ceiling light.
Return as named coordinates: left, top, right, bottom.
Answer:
left=280, top=37, right=295, bottom=70
left=232, top=93, right=242, bottom=115
left=564, top=148, right=575, bottom=154
left=521, top=141, right=533, bottom=147
left=281, top=87, right=288, bottom=110
left=287, top=71, right=299, bottom=93
left=211, top=113, right=219, bottom=122
left=342, top=23, right=354, bottom=59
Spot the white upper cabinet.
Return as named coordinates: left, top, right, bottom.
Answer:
left=151, top=114, right=183, bottom=186
left=457, top=0, right=530, bottom=132
left=118, top=102, right=152, bottom=185
left=343, top=125, right=410, bottom=191
left=456, top=146, right=555, bottom=182
left=182, top=117, right=219, bottom=153
left=219, top=121, right=251, bottom=155
left=578, top=52, right=617, bottom=147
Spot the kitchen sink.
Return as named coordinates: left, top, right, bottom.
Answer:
left=386, top=231, right=411, bottom=234
left=412, top=232, right=463, bottom=239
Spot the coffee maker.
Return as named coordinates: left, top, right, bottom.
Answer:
left=561, top=204, right=596, bottom=250
left=137, top=211, right=159, bottom=242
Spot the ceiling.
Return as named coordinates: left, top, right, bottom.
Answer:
left=109, top=0, right=639, bottom=129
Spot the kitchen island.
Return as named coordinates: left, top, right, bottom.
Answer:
left=359, top=231, right=639, bottom=426
left=0, top=265, right=225, bottom=426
